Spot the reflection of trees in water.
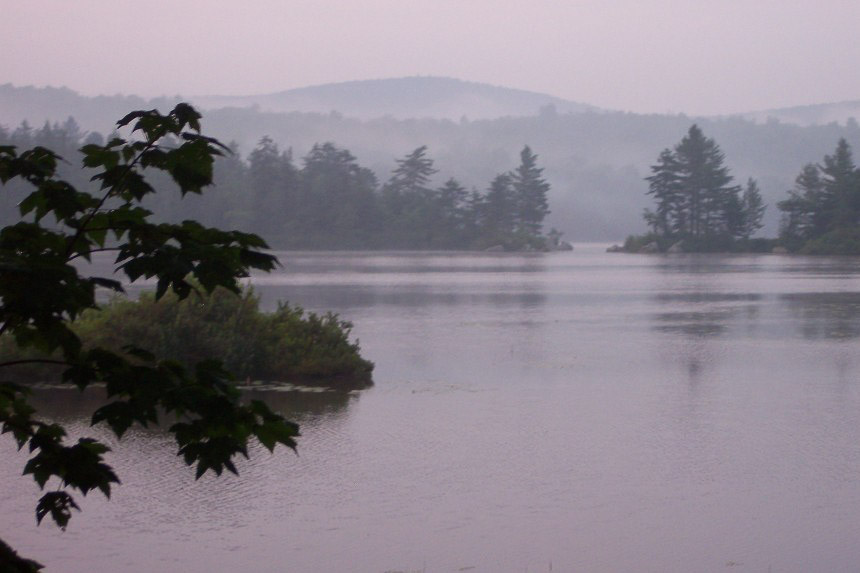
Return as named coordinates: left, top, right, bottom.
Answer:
left=653, top=311, right=729, bottom=337
left=653, top=255, right=762, bottom=277
left=243, top=388, right=358, bottom=423
left=27, top=386, right=360, bottom=430
left=254, top=252, right=549, bottom=313
left=653, top=292, right=761, bottom=304
left=651, top=293, right=762, bottom=338
left=781, top=292, right=860, bottom=340
left=651, top=292, right=762, bottom=388
left=257, top=284, right=547, bottom=312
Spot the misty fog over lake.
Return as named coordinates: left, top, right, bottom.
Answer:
left=3, top=245, right=860, bottom=572
left=7, top=1, right=860, bottom=570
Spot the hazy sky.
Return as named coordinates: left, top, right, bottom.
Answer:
left=3, top=0, right=860, bottom=116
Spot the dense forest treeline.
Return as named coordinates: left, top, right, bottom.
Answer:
left=624, top=124, right=860, bottom=254
left=0, top=118, right=557, bottom=250
left=777, top=138, right=860, bottom=253
left=5, top=83, right=860, bottom=239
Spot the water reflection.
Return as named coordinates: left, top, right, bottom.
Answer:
left=251, top=252, right=549, bottom=314
left=654, top=292, right=762, bottom=304
left=242, top=388, right=358, bottom=423
left=648, top=258, right=769, bottom=390
left=272, top=250, right=549, bottom=275
left=781, top=292, right=860, bottom=340
left=254, top=284, right=548, bottom=312
left=16, top=249, right=860, bottom=572
left=651, top=293, right=763, bottom=339
left=26, top=385, right=359, bottom=429
left=653, top=311, right=730, bottom=337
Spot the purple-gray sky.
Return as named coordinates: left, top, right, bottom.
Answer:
left=3, top=0, right=859, bottom=115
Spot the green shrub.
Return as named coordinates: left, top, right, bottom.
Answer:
left=680, top=234, right=738, bottom=253
left=800, top=228, right=860, bottom=255
left=622, top=233, right=672, bottom=252
left=622, top=233, right=654, bottom=252
left=621, top=233, right=781, bottom=254
left=738, top=237, right=780, bottom=253
left=0, top=287, right=373, bottom=389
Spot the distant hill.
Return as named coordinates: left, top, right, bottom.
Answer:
left=0, top=77, right=596, bottom=129
left=0, top=83, right=182, bottom=133
left=192, top=77, right=599, bottom=120
left=740, top=100, right=860, bottom=127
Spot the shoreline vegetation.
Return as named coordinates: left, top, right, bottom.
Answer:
left=607, top=234, right=782, bottom=255
left=1, top=120, right=564, bottom=252
left=610, top=125, right=860, bottom=256
left=0, top=286, right=374, bottom=391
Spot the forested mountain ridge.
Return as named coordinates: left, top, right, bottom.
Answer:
left=3, top=82, right=860, bottom=239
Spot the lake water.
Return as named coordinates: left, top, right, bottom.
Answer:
left=3, top=245, right=860, bottom=572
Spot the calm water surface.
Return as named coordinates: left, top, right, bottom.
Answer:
left=3, top=245, right=860, bottom=572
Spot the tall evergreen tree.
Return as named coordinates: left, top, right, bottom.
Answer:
left=739, top=178, right=766, bottom=239
left=819, top=138, right=858, bottom=229
left=778, top=163, right=825, bottom=242
left=673, top=125, right=739, bottom=238
left=297, top=142, right=380, bottom=248
left=247, top=136, right=297, bottom=242
left=481, top=173, right=517, bottom=243
left=510, top=145, right=550, bottom=236
left=433, top=178, right=470, bottom=247
left=384, top=145, right=437, bottom=199
left=642, top=125, right=745, bottom=247
left=381, top=146, right=439, bottom=247
left=645, top=148, right=683, bottom=237
left=778, top=140, right=860, bottom=252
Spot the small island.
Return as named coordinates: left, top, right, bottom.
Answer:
left=614, top=125, right=860, bottom=255
left=0, top=286, right=374, bottom=391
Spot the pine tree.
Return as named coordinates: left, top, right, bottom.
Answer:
left=778, top=164, right=824, bottom=241
left=381, top=146, right=439, bottom=247
left=739, top=178, right=766, bottom=239
left=298, top=143, right=379, bottom=247
left=247, top=136, right=297, bottom=242
left=673, top=125, right=739, bottom=238
left=385, top=145, right=437, bottom=199
left=481, top=173, right=517, bottom=242
left=510, top=145, right=550, bottom=236
left=777, top=139, right=860, bottom=252
left=642, top=125, right=744, bottom=246
left=434, top=178, right=470, bottom=246
left=645, top=148, right=683, bottom=237
left=819, top=138, right=858, bottom=229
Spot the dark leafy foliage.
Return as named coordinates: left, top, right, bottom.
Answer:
left=0, top=105, right=300, bottom=570
left=0, top=537, right=42, bottom=573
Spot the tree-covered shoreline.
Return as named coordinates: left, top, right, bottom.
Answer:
left=0, top=118, right=559, bottom=252
left=777, top=139, right=860, bottom=254
left=618, top=125, right=860, bottom=255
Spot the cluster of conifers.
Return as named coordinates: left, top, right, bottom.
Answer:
left=625, top=125, right=860, bottom=255
left=0, top=120, right=555, bottom=252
